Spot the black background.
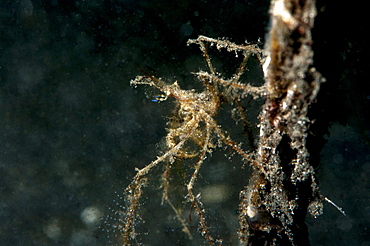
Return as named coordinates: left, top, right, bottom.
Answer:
left=0, top=0, right=368, bottom=245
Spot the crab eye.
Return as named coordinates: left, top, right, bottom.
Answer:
left=151, top=95, right=167, bottom=103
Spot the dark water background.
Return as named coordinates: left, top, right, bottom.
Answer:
left=0, top=0, right=368, bottom=245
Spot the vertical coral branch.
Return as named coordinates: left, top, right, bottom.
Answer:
left=238, top=0, right=324, bottom=245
